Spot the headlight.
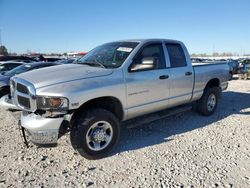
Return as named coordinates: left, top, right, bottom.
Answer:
left=36, top=96, right=69, bottom=110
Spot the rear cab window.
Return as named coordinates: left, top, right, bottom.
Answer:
left=165, top=43, right=187, bottom=68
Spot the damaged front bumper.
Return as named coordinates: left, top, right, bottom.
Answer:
left=21, top=111, right=72, bottom=145
left=0, top=94, right=20, bottom=110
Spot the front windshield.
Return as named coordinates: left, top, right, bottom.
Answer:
left=76, top=42, right=139, bottom=68
left=3, top=64, right=31, bottom=77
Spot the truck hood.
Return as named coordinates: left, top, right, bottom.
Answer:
left=15, top=64, right=114, bottom=89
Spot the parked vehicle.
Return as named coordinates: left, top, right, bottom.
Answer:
left=191, top=58, right=203, bottom=63
left=227, top=60, right=239, bottom=79
left=44, top=57, right=62, bottom=62
left=0, top=62, right=24, bottom=74
left=4, top=39, right=229, bottom=159
left=228, top=60, right=239, bottom=74
left=239, top=59, right=250, bottom=80
left=242, top=59, right=250, bottom=64
left=0, top=55, right=37, bottom=62
left=0, top=62, right=58, bottom=97
left=55, top=59, right=75, bottom=64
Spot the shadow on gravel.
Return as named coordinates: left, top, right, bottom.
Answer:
left=113, top=91, right=250, bottom=156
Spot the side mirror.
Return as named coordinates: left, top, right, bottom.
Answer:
left=130, top=57, right=157, bottom=72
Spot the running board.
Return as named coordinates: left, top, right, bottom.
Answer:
left=125, top=105, right=192, bottom=129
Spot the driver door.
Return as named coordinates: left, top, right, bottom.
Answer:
left=125, top=43, right=171, bottom=119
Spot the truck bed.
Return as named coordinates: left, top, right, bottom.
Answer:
left=191, top=61, right=229, bottom=102
left=192, top=61, right=228, bottom=66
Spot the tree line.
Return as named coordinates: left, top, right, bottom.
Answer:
left=0, top=45, right=8, bottom=55
left=1, top=45, right=249, bottom=57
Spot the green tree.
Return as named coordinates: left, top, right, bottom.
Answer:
left=0, top=45, right=8, bottom=55
left=212, top=52, right=219, bottom=57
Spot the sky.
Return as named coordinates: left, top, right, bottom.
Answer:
left=0, top=0, right=250, bottom=54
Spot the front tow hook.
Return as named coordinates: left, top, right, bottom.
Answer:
left=18, top=120, right=29, bottom=148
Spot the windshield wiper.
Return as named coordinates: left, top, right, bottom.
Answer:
left=92, top=61, right=106, bottom=68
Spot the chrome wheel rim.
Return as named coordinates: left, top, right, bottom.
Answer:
left=86, top=121, right=113, bottom=151
left=207, top=93, right=216, bottom=111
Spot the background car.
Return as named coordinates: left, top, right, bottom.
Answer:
left=239, top=59, right=250, bottom=80
left=191, top=58, right=203, bottom=63
left=228, top=60, right=240, bottom=79
left=0, top=61, right=25, bottom=74
left=55, top=59, right=75, bottom=64
left=0, top=55, right=38, bottom=63
left=0, top=62, right=59, bottom=97
left=242, top=59, right=250, bottom=64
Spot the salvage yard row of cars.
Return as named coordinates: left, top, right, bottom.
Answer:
left=191, top=58, right=250, bottom=79
left=0, top=39, right=231, bottom=160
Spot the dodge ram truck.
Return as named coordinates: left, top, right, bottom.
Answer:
left=7, top=39, right=229, bottom=159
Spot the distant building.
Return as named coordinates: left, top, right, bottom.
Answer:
left=67, top=52, right=87, bottom=58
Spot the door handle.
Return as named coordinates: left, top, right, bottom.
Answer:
left=185, top=71, right=193, bottom=76
left=159, top=75, right=169, bottom=79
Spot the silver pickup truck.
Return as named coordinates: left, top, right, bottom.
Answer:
left=8, top=39, right=229, bottom=159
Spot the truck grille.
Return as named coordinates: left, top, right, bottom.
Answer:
left=17, top=96, right=31, bottom=109
left=11, top=77, right=37, bottom=112
left=16, top=83, right=29, bottom=94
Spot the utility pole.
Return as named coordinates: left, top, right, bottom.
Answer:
left=0, top=29, right=2, bottom=46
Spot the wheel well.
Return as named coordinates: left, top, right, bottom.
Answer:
left=71, top=97, right=124, bottom=124
left=1, top=85, right=10, bottom=90
left=205, top=78, right=220, bottom=89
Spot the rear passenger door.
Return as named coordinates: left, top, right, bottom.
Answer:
left=164, top=43, right=194, bottom=107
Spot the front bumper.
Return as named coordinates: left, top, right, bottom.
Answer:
left=21, top=111, right=67, bottom=145
left=221, top=81, right=229, bottom=91
left=0, top=94, right=20, bottom=110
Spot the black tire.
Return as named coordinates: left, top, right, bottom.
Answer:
left=229, top=72, right=233, bottom=80
left=196, top=87, right=221, bottom=116
left=0, top=86, right=10, bottom=98
left=70, top=108, right=120, bottom=160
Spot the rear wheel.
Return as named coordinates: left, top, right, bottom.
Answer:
left=70, top=108, right=120, bottom=159
left=197, top=87, right=221, bottom=116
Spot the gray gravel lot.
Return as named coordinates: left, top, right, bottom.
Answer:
left=0, top=78, right=249, bottom=187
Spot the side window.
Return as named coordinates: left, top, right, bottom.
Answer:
left=165, top=43, right=187, bottom=68
left=134, top=43, right=165, bottom=70
left=1, top=63, right=18, bottom=71
left=8, top=63, right=21, bottom=70
left=1, top=64, right=10, bottom=71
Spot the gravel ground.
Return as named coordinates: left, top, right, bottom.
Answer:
left=0, top=78, right=249, bottom=188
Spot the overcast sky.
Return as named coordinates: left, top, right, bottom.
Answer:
left=0, top=0, right=250, bottom=54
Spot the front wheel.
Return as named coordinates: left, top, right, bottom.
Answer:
left=196, top=87, right=221, bottom=116
left=70, top=108, right=120, bottom=159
